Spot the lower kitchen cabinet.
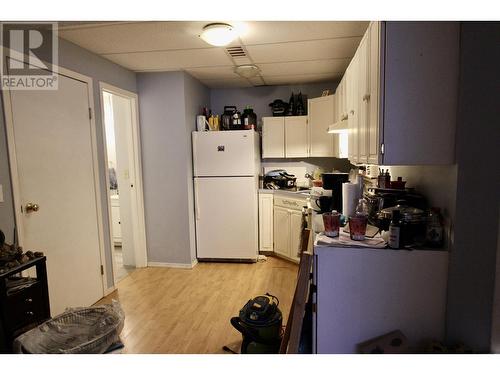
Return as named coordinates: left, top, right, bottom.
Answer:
left=312, top=246, right=449, bottom=353
left=272, top=195, right=305, bottom=263
left=258, top=193, right=274, bottom=252
left=273, top=206, right=289, bottom=258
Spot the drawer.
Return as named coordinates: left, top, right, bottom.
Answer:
left=5, top=282, right=45, bottom=331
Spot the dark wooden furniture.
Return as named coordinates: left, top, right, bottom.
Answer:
left=0, top=257, right=51, bottom=353
left=280, top=229, right=312, bottom=354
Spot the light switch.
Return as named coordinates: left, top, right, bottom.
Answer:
left=0, top=184, right=3, bottom=203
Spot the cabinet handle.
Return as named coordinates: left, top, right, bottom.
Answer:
left=362, top=94, right=371, bottom=102
left=25, top=298, right=33, bottom=303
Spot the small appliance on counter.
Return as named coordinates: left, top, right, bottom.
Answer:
left=309, top=187, right=333, bottom=213
left=263, top=169, right=297, bottom=190
left=321, top=172, right=349, bottom=212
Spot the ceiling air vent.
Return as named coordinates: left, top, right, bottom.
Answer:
left=226, top=46, right=246, bottom=58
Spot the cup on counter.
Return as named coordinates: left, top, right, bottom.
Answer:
left=349, top=215, right=368, bottom=241
left=322, top=211, right=340, bottom=237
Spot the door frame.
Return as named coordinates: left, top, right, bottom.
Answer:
left=2, top=52, right=108, bottom=295
left=98, top=82, right=148, bottom=281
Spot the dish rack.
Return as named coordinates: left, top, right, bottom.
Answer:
left=14, top=302, right=124, bottom=354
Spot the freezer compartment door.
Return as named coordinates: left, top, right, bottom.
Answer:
left=192, top=130, right=259, bottom=177
left=194, top=176, right=258, bottom=260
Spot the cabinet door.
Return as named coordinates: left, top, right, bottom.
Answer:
left=273, top=206, right=290, bottom=258
left=347, top=56, right=359, bottom=164
left=262, top=117, right=285, bottom=158
left=308, top=95, right=336, bottom=157
left=335, top=84, right=342, bottom=123
left=285, top=116, right=308, bottom=158
left=358, top=33, right=369, bottom=163
left=367, top=21, right=381, bottom=164
left=259, top=194, right=274, bottom=252
left=382, top=22, right=459, bottom=165
left=289, top=210, right=303, bottom=262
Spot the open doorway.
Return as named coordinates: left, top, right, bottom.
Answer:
left=100, top=83, right=148, bottom=285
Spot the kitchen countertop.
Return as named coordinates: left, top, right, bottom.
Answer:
left=258, top=188, right=311, bottom=198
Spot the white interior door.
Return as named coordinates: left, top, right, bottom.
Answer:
left=7, top=71, right=104, bottom=315
left=194, top=176, right=258, bottom=260
left=110, top=93, right=136, bottom=267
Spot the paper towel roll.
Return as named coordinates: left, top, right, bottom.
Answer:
left=342, top=182, right=359, bottom=217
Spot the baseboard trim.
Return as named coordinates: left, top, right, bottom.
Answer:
left=147, top=261, right=196, bottom=269
left=104, top=285, right=117, bottom=296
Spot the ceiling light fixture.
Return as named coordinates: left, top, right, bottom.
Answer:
left=234, top=64, right=261, bottom=78
left=200, top=23, right=238, bottom=47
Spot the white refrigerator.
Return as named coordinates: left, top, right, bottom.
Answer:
left=192, top=130, right=260, bottom=261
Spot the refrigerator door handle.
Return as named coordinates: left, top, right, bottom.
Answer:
left=194, top=179, right=200, bottom=220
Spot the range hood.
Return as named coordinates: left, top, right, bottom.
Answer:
left=327, top=119, right=348, bottom=134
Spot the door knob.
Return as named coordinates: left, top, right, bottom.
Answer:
left=25, top=203, right=40, bottom=213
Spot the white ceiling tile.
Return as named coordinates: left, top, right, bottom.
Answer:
left=247, top=37, right=362, bottom=64
left=60, top=21, right=218, bottom=54
left=200, top=78, right=253, bottom=88
left=264, top=73, right=341, bottom=86
left=247, top=76, right=266, bottom=86
left=58, top=21, right=371, bottom=87
left=185, top=66, right=238, bottom=80
left=103, top=48, right=232, bottom=72
left=240, top=21, right=369, bottom=45
left=258, top=59, right=350, bottom=76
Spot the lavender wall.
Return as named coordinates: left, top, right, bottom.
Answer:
left=137, top=72, right=209, bottom=265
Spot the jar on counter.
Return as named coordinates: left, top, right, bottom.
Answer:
left=426, top=207, right=444, bottom=248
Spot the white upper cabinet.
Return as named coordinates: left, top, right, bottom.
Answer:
left=347, top=55, right=359, bottom=164
left=262, top=117, right=285, bottom=158
left=285, top=116, right=308, bottom=158
left=308, top=95, right=337, bottom=157
left=345, top=21, right=459, bottom=165
left=357, top=33, right=369, bottom=163
left=262, top=116, right=308, bottom=159
left=382, top=22, right=459, bottom=165
left=367, top=21, right=381, bottom=165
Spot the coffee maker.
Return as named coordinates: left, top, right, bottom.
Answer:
left=321, top=173, right=349, bottom=213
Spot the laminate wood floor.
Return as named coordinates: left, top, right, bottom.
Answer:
left=97, top=256, right=298, bottom=354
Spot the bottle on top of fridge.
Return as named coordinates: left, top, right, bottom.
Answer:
left=242, top=106, right=257, bottom=130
